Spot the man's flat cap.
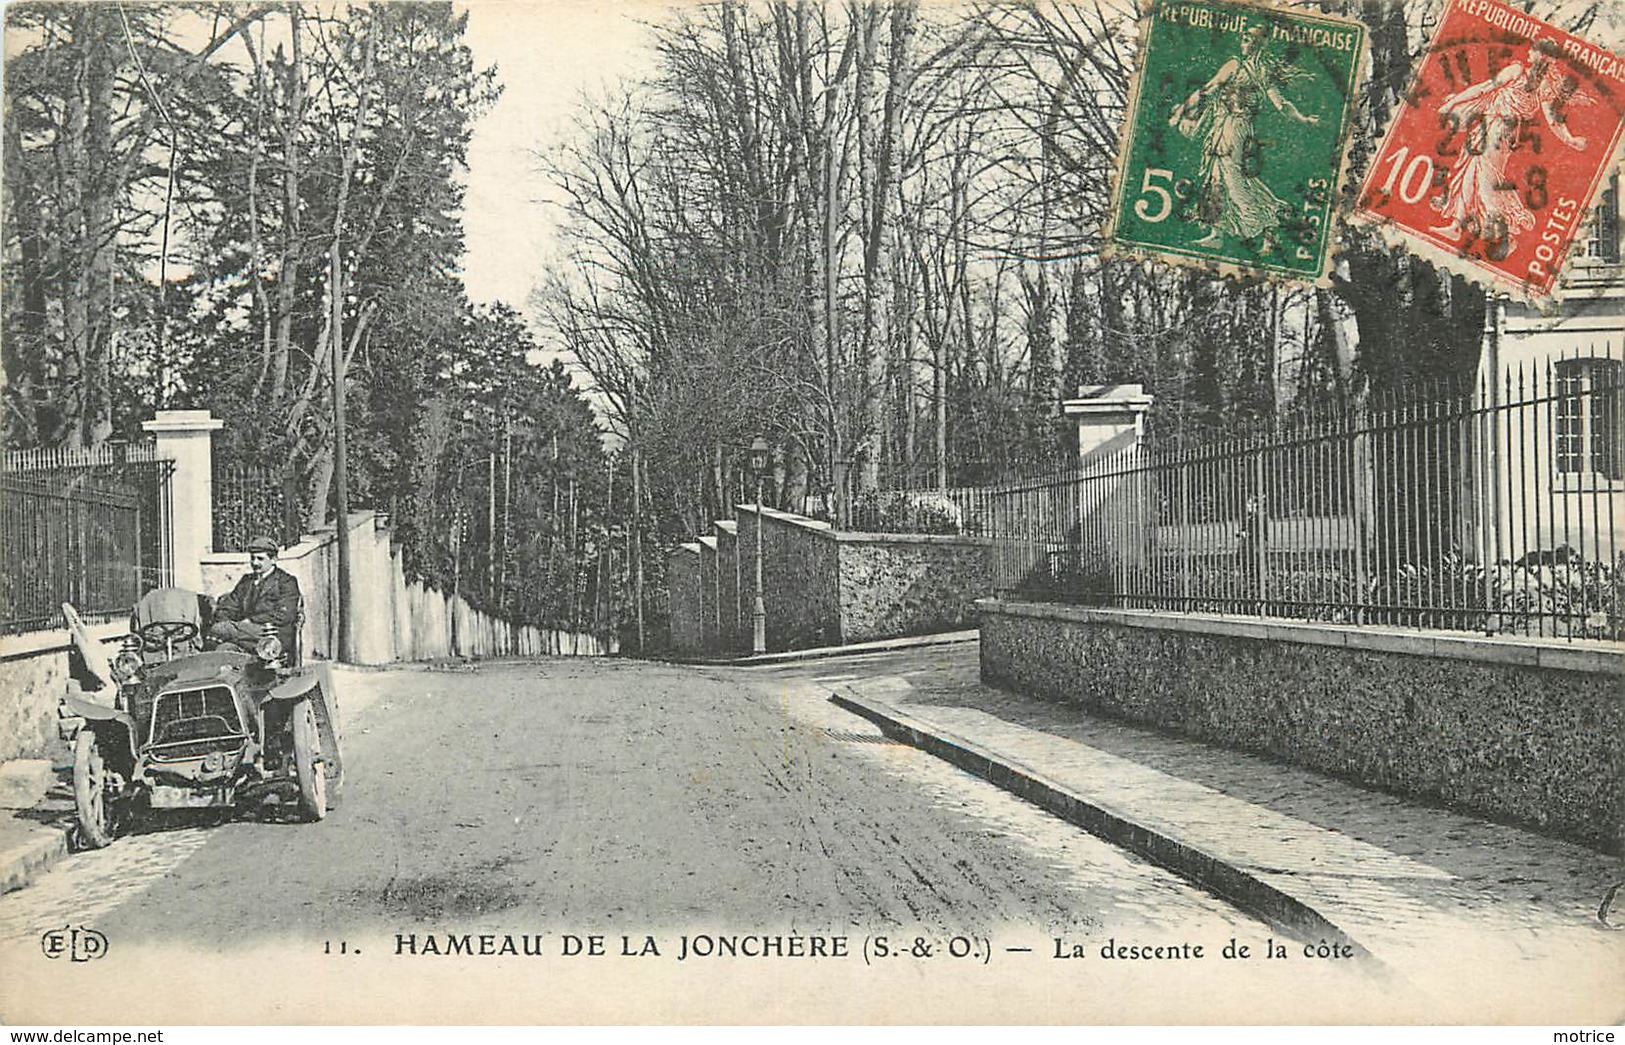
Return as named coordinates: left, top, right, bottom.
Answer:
left=246, top=535, right=279, bottom=554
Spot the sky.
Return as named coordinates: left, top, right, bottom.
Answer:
left=458, top=0, right=656, bottom=314
left=453, top=0, right=1625, bottom=315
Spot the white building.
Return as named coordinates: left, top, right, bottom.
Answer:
left=1481, top=174, right=1623, bottom=564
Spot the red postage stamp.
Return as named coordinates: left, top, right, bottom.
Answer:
left=1353, top=0, right=1625, bottom=301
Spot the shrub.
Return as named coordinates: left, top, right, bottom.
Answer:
left=849, top=490, right=964, bottom=535
left=1018, top=543, right=1624, bottom=639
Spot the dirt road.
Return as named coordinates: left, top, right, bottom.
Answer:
left=2, top=654, right=1385, bottom=1023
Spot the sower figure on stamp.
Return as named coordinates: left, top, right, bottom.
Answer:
left=1427, top=39, right=1590, bottom=252
left=1170, top=24, right=1320, bottom=248
left=210, top=534, right=301, bottom=657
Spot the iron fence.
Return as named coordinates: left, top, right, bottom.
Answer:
left=0, top=458, right=175, bottom=634
left=3, top=440, right=161, bottom=471
left=213, top=463, right=307, bottom=551
left=989, top=351, right=1623, bottom=641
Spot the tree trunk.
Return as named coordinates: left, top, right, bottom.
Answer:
left=856, top=1, right=915, bottom=493
left=245, top=28, right=276, bottom=399
left=80, top=8, right=116, bottom=448
left=57, top=9, right=91, bottom=449
left=306, top=445, right=334, bottom=533
left=271, top=6, right=305, bottom=402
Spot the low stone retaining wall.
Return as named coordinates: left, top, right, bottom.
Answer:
left=978, top=599, right=1625, bottom=852
left=0, top=622, right=125, bottom=764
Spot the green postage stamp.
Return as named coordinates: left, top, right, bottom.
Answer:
left=1107, top=0, right=1368, bottom=282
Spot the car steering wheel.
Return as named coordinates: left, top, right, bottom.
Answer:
left=137, top=619, right=199, bottom=652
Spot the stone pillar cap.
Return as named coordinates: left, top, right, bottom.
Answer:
left=142, top=409, right=224, bottom=433
left=1063, top=384, right=1154, bottom=415
left=1076, top=383, right=1147, bottom=398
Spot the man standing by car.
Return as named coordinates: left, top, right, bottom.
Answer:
left=210, top=535, right=301, bottom=658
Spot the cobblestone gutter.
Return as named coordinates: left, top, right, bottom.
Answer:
left=978, top=599, right=1625, bottom=853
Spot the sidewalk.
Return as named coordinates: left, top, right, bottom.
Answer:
left=0, top=759, right=75, bottom=896
left=824, top=649, right=1625, bottom=986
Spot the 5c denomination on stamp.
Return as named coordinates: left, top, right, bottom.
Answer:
left=1353, top=0, right=1625, bottom=302
left=1107, top=0, right=1367, bottom=283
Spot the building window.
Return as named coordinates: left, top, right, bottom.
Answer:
left=1555, top=358, right=1622, bottom=480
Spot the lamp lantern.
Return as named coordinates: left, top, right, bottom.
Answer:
left=749, top=436, right=770, bottom=479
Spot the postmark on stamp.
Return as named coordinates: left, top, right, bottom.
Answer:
left=1353, top=0, right=1625, bottom=302
left=1107, top=0, right=1367, bottom=283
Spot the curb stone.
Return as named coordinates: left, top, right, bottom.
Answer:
left=680, top=630, right=979, bottom=667
left=0, top=760, right=56, bottom=810
left=829, top=685, right=1376, bottom=963
left=0, top=820, right=73, bottom=896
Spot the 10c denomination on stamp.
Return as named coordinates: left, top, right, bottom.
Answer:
left=1107, top=0, right=1367, bottom=283
left=1353, top=0, right=1625, bottom=302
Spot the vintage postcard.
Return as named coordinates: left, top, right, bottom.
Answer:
left=1, top=0, right=1622, bottom=1031
left=1353, top=0, right=1625, bottom=302
left=1106, top=0, right=1368, bottom=283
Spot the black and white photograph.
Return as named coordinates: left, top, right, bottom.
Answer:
left=0, top=0, right=1620, bottom=1027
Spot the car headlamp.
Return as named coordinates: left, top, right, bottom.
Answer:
left=111, top=650, right=144, bottom=684
left=255, top=635, right=285, bottom=663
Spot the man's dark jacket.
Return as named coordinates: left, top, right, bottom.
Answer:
left=215, top=566, right=301, bottom=653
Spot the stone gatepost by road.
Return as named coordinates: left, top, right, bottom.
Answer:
left=142, top=409, right=224, bottom=592
left=1060, top=384, right=1155, bottom=578
left=1062, top=384, right=1153, bottom=459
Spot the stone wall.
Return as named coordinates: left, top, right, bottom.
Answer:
left=978, top=599, right=1625, bottom=852
left=0, top=623, right=124, bottom=762
left=738, top=507, right=841, bottom=650
left=726, top=507, right=989, bottom=652
left=838, top=535, right=992, bottom=643
left=667, top=544, right=703, bottom=653
left=698, top=537, right=720, bottom=651
left=202, top=511, right=598, bottom=665
left=715, top=522, right=741, bottom=652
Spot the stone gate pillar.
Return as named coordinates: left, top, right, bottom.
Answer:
left=1061, top=385, right=1155, bottom=575
left=142, top=409, right=223, bottom=592
left=1062, top=384, right=1153, bottom=458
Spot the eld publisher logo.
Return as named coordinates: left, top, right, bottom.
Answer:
left=40, top=925, right=108, bottom=962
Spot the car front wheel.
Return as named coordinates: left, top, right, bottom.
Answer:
left=290, top=699, right=327, bottom=822
left=72, top=729, right=118, bottom=848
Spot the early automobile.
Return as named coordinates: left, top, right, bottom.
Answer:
left=58, top=589, right=343, bottom=848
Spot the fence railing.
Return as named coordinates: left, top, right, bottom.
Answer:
left=989, top=351, right=1623, bottom=641
left=2, top=441, right=161, bottom=473
left=0, top=460, right=175, bottom=634
left=213, top=463, right=307, bottom=551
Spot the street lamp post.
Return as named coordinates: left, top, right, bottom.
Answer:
left=750, top=436, right=769, bottom=654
